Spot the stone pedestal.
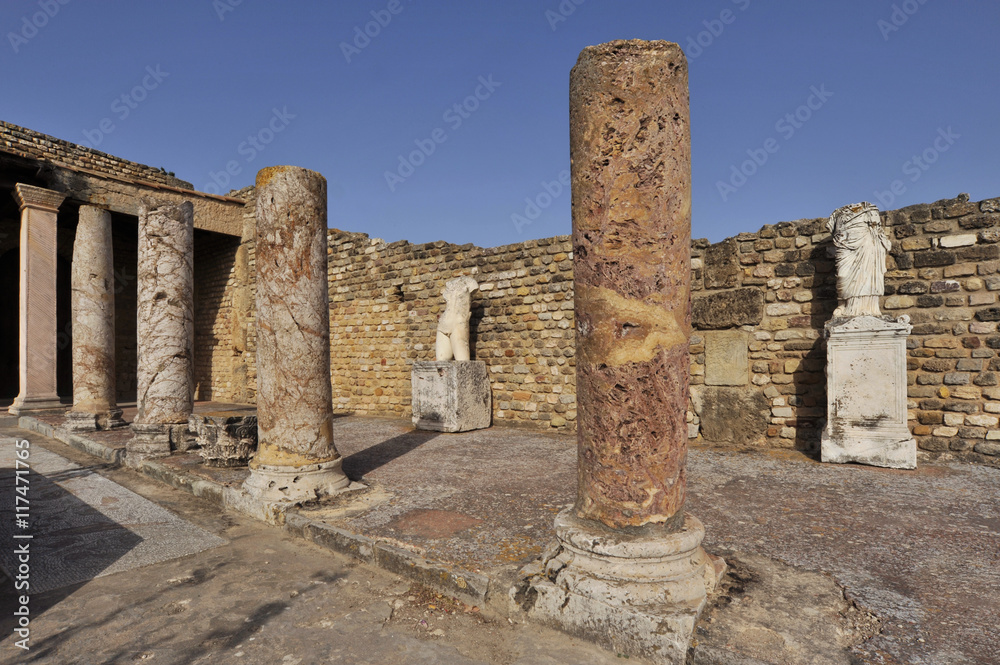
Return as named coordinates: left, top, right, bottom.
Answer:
left=515, top=41, right=720, bottom=664
left=821, top=316, right=916, bottom=469
left=65, top=206, right=125, bottom=431
left=9, top=184, right=65, bottom=415
left=411, top=361, right=491, bottom=432
left=127, top=201, right=195, bottom=464
left=190, top=412, right=258, bottom=467
left=243, top=166, right=350, bottom=503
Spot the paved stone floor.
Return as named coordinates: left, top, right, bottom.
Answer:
left=3, top=411, right=999, bottom=664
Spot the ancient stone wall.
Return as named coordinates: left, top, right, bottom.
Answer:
left=326, top=231, right=576, bottom=429
left=193, top=229, right=242, bottom=401
left=689, top=194, right=1000, bottom=467
left=1, top=121, right=192, bottom=189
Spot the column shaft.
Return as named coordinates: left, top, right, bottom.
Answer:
left=66, top=206, right=124, bottom=430
left=128, top=201, right=194, bottom=460
left=10, top=184, right=65, bottom=415
left=571, top=40, right=692, bottom=531
left=244, top=166, right=349, bottom=502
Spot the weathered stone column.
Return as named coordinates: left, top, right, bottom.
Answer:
left=127, top=201, right=194, bottom=462
left=515, top=41, right=721, bottom=664
left=10, top=184, right=66, bottom=415
left=65, top=206, right=125, bottom=431
left=243, top=166, right=350, bottom=503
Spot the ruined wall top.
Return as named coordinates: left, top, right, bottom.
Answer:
left=1, top=120, right=193, bottom=189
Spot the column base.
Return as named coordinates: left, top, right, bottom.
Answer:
left=65, top=408, right=127, bottom=432
left=126, top=423, right=189, bottom=466
left=243, top=459, right=351, bottom=504
left=9, top=395, right=64, bottom=416
left=512, top=509, right=724, bottom=664
left=821, top=428, right=917, bottom=470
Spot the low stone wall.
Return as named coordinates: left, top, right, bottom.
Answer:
left=689, top=194, right=1000, bottom=467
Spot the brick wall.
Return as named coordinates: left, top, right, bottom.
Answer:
left=689, top=193, right=1000, bottom=467
left=326, top=230, right=576, bottom=429
left=1, top=120, right=192, bottom=189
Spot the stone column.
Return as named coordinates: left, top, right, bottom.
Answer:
left=515, top=41, right=721, bottom=664
left=127, top=201, right=194, bottom=463
left=65, top=206, right=125, bottom=431
left=9, top=184, right=65, bottom=415
left=242, top=166, right=350, bottom=503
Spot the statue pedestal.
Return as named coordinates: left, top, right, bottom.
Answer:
left=411, top=361, right=491, bottom=432
left=821, top=316, right=916, bottom=469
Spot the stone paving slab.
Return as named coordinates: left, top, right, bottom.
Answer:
left=13, top=412, right=1000, bottom=664
left=0, top=436, right=225, bottom=594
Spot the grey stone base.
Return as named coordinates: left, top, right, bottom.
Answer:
left=513, top=510, right=724, bottom=664
left=9, top=395, right=64, bottom=415
left=189, top=412, right=257, bottom=467
left=821, top=429, right=917, bottom=470
left=126, top=423, right=190, bottom=466
left=65, top=408, right=127, bottom=432
left=243, top=459, right=352, bottom=504
left=411, top=360, right=491, bottom=432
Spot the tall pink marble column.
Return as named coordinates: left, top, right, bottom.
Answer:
left=516, top=41, right=720, bottom=664
left=9, top=184, right=65, bottom=415
left=127, top=200, right=194, bottom=463
left=65, top=206, right=125, bottom=431
left=243, top=166, right=350, bottom=503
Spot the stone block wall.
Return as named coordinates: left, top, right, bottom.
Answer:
left=689, top=194, right=1000, bottom=467
left=193, top=229, right=242, bottom=401
left=326, top=231, right=576, bottom=429
left=1, top=121, right=192, bottom=189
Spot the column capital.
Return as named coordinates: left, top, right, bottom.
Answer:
left=13, top=184, right=66, bottom=213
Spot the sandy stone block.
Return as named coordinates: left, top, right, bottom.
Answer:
left=704, top=331, right=748, bottom=386
left=966, top=414, right=999, bottom=428
left=939, top=234, right=978, bottom=248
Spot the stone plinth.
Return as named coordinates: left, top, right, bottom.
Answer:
left=821, top=316, right=916, bottom=469
left=243, top=166, right=350, bottom=503
left=127, top=201, right=195, bottom=464
left=10, top=184, right=65, bottom=415
left=65, top=206, right=125, bottom=431
left=516, top=41, right=720, bottom=664
left=411, top=361, right=491, bottom=432
left=190, top=412, right=258, bottom=467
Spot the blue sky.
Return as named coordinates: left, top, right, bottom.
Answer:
left=2, top=0, right=997, bottom=247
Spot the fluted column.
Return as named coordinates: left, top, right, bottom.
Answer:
left=9, top=184, right=65, bottom=415
left=242, top=166, right=350, bottom=503
left=127, top=200, right=194, bottom=463
left=65, top=206, right=125, bottom=431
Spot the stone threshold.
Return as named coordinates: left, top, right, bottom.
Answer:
left=16, top=415, right=505, bottom=611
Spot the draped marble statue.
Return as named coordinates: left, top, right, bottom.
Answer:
left=435, top=276, right=478, bottom=361
left=827, top=202, right=892, bottom=318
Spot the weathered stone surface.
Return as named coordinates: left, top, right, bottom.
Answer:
left=9, top=184, right=65, bottom=415
left=244, top=166, right=350, bottom=502
left=570, top=40, right=691, bottom=531
left=704, top=331, right=748, bottom=386
left=128, top=201, right=195, bottom=462
left=821, top=316, right=916, bottom=469
left=827, top=202, right=890, bottom=318
left=694, top=386, right=770, bottom=446
left=190, top=412, right=258, bottom=467
left=703, top=238, right=739, bottom=289
left=411, top=361, right=491, bottom=432
left=692, top=289, right=765, bottom=330
left=66, top=206, right=124, bottom=431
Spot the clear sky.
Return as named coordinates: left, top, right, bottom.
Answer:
left=2, top=0, right=997, bottom=247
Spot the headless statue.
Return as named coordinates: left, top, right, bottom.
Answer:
left=436, top=276, right=479, bottom=361
left=827, top=202, right=892, bottom=318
